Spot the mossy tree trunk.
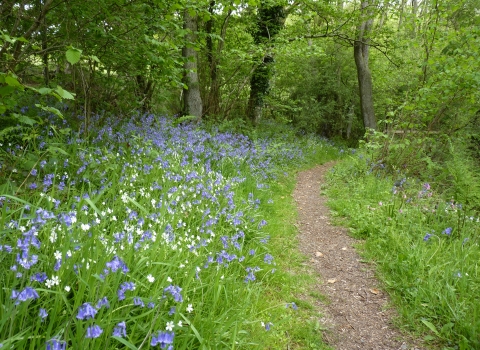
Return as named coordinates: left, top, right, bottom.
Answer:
left=246, top=2, right=285, bottom=124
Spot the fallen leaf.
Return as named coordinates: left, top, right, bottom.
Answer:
left=327, top=278, right=337, bottom=284
left=310, top=258, right=319, bottom=263
left=341, top=247, right=347, bottom=251
left=369, top=288, right=380, bottom=295
left=315, top=252, right=324, bottom=257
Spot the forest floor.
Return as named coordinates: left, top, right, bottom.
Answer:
left=293, top=163, right=424, bottom=350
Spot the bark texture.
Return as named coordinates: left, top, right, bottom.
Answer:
left=246, top=3, right=285, bottom=124
left=205, top=1, right=231, bottom=117
left=354, top=0, right=377, bottom=130
left=182, top=10, right=203, bottom=118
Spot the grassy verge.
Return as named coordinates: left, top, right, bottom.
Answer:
left=0, top=114, right=338, bottom=349
left=325, top=151, right=480, bottom=350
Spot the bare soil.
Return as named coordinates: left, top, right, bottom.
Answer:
left=293, top=163, right=423, bottom=350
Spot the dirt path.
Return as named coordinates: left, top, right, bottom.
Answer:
left=293, top=163, right=422, bottom=350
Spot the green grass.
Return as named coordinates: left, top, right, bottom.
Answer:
left=326, top=151, right=480, bottom=350
left=253, top=169, right=334, bottom=349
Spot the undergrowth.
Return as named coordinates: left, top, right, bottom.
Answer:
left=326, top=148, right=480, bottom=350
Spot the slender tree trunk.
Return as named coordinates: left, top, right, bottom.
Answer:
left=42, top=16, right=49, bottom=86
left=182, top=9, right=203, bottom=118
left=378, top=0, right=389, bottom=28
left=398, top=0, right=406, bottom=31
left=354, top=0, right=377, bottom=131
left=411, top=0, right=418, bottom=35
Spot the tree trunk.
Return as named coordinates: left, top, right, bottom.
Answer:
left=246, top=3, right=285, bottom=123
left=205, top=2, right=231, bottom=117
left=247, top=55, right=273, bottom=124
left=354, top=0, right=377, bottom=131
left=42, top=16, right=49, bottom=86
left=136, top=75, right=155, bottom=113
left=398, top=0, right=406, bottom=31
left=411, top=0, right=418, bottom=35
left=182, top=9, right=203, bottom=118
left=378, top=0, right=389, bottom=28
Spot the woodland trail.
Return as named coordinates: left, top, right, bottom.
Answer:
left=293, top=163, right=422, bottom=350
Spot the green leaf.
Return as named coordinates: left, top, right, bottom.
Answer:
left=421, top=319, right=440, bottom=337
left=84, top=198, right=102, bottom=216
left=55, top=85, right=75, bottom=99
left=111, top=336, right=138, bottom=350
left=47, top=146, right=69, bottom=156
left=89, top=55, right=100, bottom=63
left=0, top=85, right=15, bottom=96
left=66, top=48, right=82, bottom=64
left=14, top=114, right=37, bottom=126
left=38, top=87, right=52, bottom=95
left=440, top=322, right=454, bottom=335
left=0, top=194, right=34, bottom=208
left=35, top=104, right=64, bottom=119
left=1, top=34, right=14, bottom=43
left=5, top=75, right=23, bottom=88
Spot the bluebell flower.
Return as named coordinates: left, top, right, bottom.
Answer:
left=1, top=245, right=13, bottom=253
left=54, top=259, right=62, bottom=271
left=11, top=286, right=39, bottom=304
left=169, top=306, right=176, bottom=315
left=46, top=339, right=66, bottom=350
left=163, top=285, right=183, bottom=302
left=423, top=233, right=432, bottom=241
left=96, top=296, right=110, bottom=309
left=105, top=256, right=129, bottom=274
left=31, top=272, right=48, bottom=282
left=443, top=227, right=452, bottom=235
left=245, top=271, right=256, bottom=283
left=133, top=297, right=145, bottom=307
left=151, top=331, right=174, bottom=348
left=16, top=251, right=39, bottom=269
left=112, top=321, right=127, bottom=338
left=76, top=302, right=97, bottom=320
left=86, top=324, right=103, bottom=338
left=118, top=281, right=135, bottom=300
left=259, top=235, right=270, bottom=244
left=39, top=308, right=48, bottom=320
left=262, top=322, right=273, bottom=331
left=264, top=254, right=274, bottom=264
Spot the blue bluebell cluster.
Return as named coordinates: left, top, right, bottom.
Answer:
left=0, top=114, right=324, bottom=348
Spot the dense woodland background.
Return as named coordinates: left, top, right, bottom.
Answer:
left=1, top=0, right=480, bottom=201
left=1, top=1, right=480, bottom=349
